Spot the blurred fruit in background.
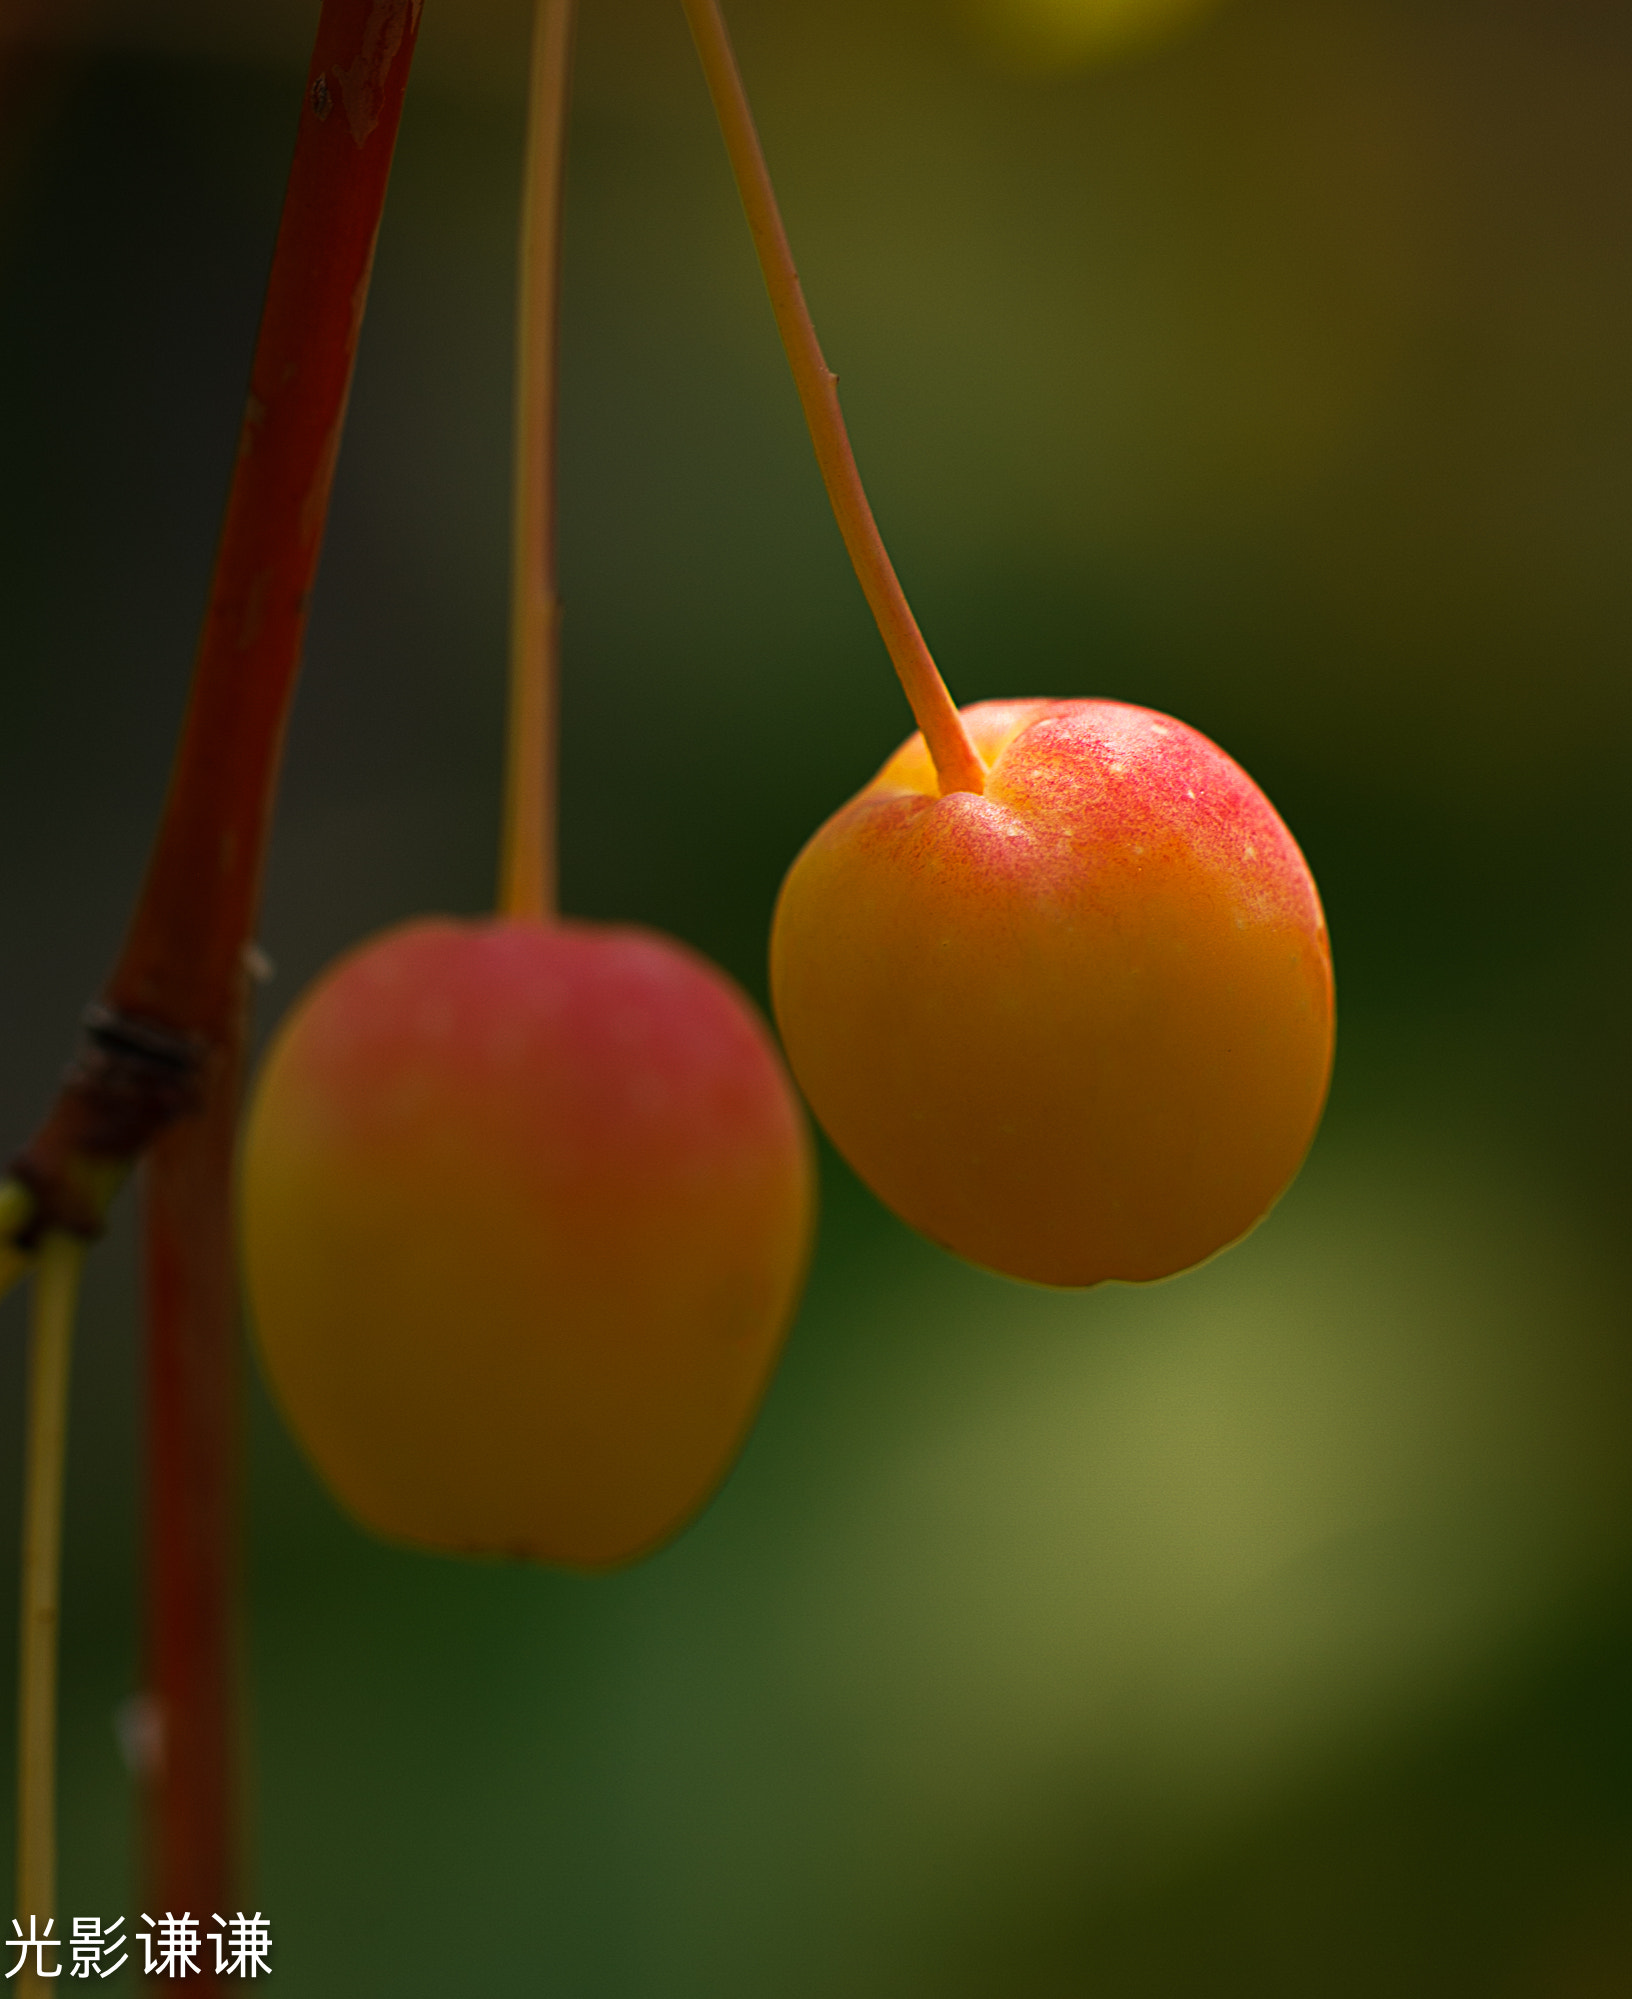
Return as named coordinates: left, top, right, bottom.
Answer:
left=242, top=918, right=813, bottom=1568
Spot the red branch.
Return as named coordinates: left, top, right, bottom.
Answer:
left=111, top=0, right=424, bottom=1045
left=11, top=0, right=423, bottom=1237
left=142, top=1048, right=246, bottom=1945
left=3, top=0, right=423, bottom=1952
left=136, top=0, right=424, bottom=1945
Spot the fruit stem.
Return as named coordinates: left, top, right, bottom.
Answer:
left=679, top=0, right=987, bottom=799
left=13, top=1234, right=85, bottom=1996
left=500, top=0, right=576, bottom=921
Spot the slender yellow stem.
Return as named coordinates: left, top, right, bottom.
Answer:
left=14, top=1234, right=84, bottom=1992
left=0, top=1182, right=33, bottom=1309
left=0, top=1182, right=31, bottom=1238
left=679, top=0, right=987, bottom=798
left=499, top=0, right=577, bottom=920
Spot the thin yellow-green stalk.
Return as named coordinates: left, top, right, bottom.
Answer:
left=14, top=1234, right=84, bottom=1993
left=0, top=1180, right=32, bottom=1308
left=499, top=0, right=576, bottom=920
left=678, top=0, right=987, bottom=798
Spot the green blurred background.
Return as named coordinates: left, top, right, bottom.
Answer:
left=3, top=0, right=1632, bottom=1988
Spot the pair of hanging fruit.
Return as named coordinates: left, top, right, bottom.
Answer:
left=241, top=0, right=1334, bottom=1569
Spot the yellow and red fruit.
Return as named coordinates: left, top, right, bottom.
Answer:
left=771, top=698, right=1333, bottom=1287
left=240, top=918, right=813, bottom=1568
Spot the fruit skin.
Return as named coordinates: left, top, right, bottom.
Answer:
left=240, top=918, right=814, bottom=1569
left=771, top=698, right=1333, bottom=1288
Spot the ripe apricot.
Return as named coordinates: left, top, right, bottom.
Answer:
left=240, top=918, right=813, bottom=1568
left=771, top=698, right=1333, bottom=1287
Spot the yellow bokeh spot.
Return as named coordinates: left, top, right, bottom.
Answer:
left=967, top=0, right=1228, bottom=69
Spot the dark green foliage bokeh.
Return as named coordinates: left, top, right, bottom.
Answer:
left=3, top=1, right=1632, bottom=1989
